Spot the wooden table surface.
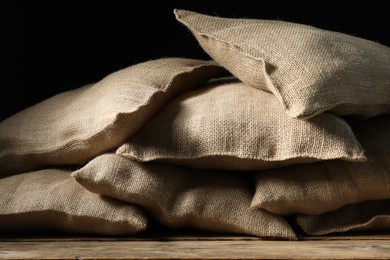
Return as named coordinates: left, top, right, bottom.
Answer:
left=1, top=229, right=389, bottom=259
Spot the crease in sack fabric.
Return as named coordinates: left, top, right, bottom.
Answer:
left=174, top=9, right=390, bottom=119
left=116, top=77, right=365, bottom=171
left=0, top=169, right=148, bottom=235
left=72, top=153, right=297, bottom=240
left=0, top=58, right=223, bottom=177
left=251, top=115, right=390, bottom=215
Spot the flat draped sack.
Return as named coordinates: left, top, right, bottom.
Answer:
left=174, top=9, right=390, bottom=119
left=251, top=115, right=390, bottom=215
left=0, top=58, right=223, bottom=177
left=296, top=200, right=390, bottom=236
left=0, top=169, right=147, bottom=235
left=72, top=153, right=297, bottom=240
left=116, top=77, right=365, bottom=171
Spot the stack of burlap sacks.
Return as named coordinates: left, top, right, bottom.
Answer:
left=0, top=9, right=389, bottom=240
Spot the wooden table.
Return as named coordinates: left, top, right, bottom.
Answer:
left=1, top=229, right=389, bottom=259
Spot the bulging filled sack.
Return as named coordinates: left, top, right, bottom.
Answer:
left=117, top=77, right=365, bottom=171
left=0, top=58, right=222, bottom=177
left=72, top=153, right=297, bottom=240
left=175, top=9, right=390, bottom=119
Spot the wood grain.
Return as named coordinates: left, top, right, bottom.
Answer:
left=1, top=232, right=389, bottom=259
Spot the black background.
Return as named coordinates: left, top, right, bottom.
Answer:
left=3, top=1, right=389, bottom=122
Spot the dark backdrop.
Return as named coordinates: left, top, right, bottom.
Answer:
left=3, top=1, right=389, bottom=122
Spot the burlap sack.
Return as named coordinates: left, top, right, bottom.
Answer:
left=251, top=115, right=390, bottom=215
left=116, top=78, right=365, bottom=171
left=174, top=9, right=390, bottom=119
left=72, top=153, right=297, bottom=240
left=0, top=169, right=147, bottom=235
left=296, top=200, right=390, bottom=235
left=0, top=58, right=222, bottom=177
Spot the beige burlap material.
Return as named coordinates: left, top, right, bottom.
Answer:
left=0, top=58, right=222, bottom=177
left=116, top=78, right=365, bottom=171
left=296, top=200, right=390, bottom=235
left=0, top=169, right=147, bottom=235
left=252, top=115, right=390, bottom=215
left=174, top=9, right=390, bottom=119
left=72, top=153, right=297, bottom=240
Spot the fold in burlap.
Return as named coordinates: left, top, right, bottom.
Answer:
left=117, top=78, right=365, bottom=171
left=296, top=200, right=390, bottom=235
left=0, top=58, right=222, bottom=177
left=251, top=115, right=390, bottom=215
left=72, top=153, right=297, bottom=240
left=174, top=9, right=390, bottom=119
left=0, top=169, right=147, bottom=235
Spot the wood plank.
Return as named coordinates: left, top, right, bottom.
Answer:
left=1, top=237, right=390, bottom=259
left=0, top=240, right=389, bottom=260
left=1, top=230, right=389, bottom=242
